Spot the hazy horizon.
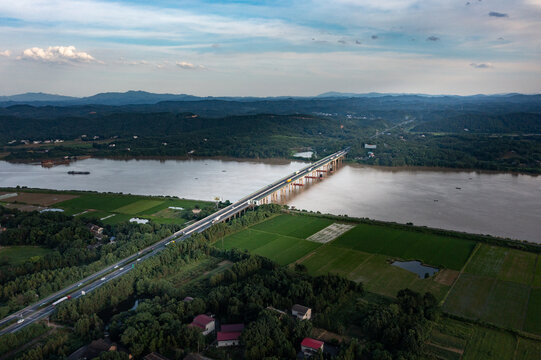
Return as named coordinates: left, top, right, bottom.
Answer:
left=2, top=89, right=541, bottom=99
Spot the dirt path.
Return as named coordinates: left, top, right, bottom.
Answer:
left=294, top=251, right=316, bottom=265
left=427, top=341, right=464, bottom=356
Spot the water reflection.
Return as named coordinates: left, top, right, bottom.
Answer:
left=392, top=260, right=439, bottom=278
left=0, top=159, right=539, bottom=243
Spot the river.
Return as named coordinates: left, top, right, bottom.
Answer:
left=0, top=159, right=539, bottom=243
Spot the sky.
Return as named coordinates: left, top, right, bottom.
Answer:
left=0, top=0, right=540, bottom=97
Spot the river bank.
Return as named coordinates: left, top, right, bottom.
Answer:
left=3, top=153, right=538, bottom=176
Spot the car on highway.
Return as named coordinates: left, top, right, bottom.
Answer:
left=77, top=283, right=83, bottom=287
left=114, top=265, right=119, bottom=269
left=17, top=319, right=24, bottom=324
left=119, top=267, right=124, bottom=271
left=137, top=258, right=142, bottom=261
left=100, top=277, right=106, bottom=281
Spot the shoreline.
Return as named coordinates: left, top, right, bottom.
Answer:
left=1, top=154, right=538, bottom=176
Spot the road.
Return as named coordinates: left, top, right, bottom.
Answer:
left=0, top=148, right=348, bottom=336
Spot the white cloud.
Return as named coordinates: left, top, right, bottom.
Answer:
left=19, top=46, right=99, bottom=64
left=0, top=0, right=317, bottom=43
left=0, top=50, right=11, bottom=57
left=176, top=61, right=205, bottom=70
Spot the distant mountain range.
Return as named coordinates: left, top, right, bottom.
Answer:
left=0, top=90, right=537, bottom=107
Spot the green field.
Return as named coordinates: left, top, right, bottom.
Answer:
left=530, top=255, right=541, bottom=288
left=114, top=199, right=164, bottom=214
left=445, top=243, right=541, bottom=334
left=498, top=249, right=537, bottom=285
left=52, top=192, right=209, bottom=225
left=426, top=317, right=538, bottom=360
left=464, top=245, right=508, bottom=277
left=0, top=246, right=52, bottom=265
left=216, top=214, right=454, bottom=299
left=463, top=326, right=517, bottom=360
left=251, top=214, right=333, bottom=238
left=216, top=228, right=322, bottom=266
left=216, top=213, right=541, bottom=334
left=330, top=223, right=476, bottom=270
left=515, top=337, right=541, bottom=360
left=523, top=289, right=541, bottom=334
left=56, top=194, right=137, bottom=212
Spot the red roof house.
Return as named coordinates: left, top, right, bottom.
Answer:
left=301, top=338, right=324, bottom=357
left=189, top=315, right=215, bottom=335
left=216, top=323, right=244, bottom=347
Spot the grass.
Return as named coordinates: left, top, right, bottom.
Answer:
left=523, top=288, right=541, bottom=334
left=497, top=249, right=537, bottom=285
left=429, top=318, right=526, bottom=360
left=444, top=273, right=533, bottom=330
left=430, top=317, right=541, bottom=360
left=56, top=194, right=138, bottom=212
left=481, top=281, right=530, bottom=329
left=462, top=326, right=516, bottom=360
left=216, top=214, right=459, bottom=299
left=251, top=214, right=333, bottom=239
left=446, top=243, right=541, bottom=334
left=443, top=273, right=495, bottom=320
left=0, top=246, right=52, bottom=265
left=216, top=228, right=321, bottom=266
left=51, top=191, right=210, bottom=225
left=114, top=200, right=164, bottom=215
left=533, top=256, right=541, bottom=288
left=515, top=337, right=541, bottom=360
left=137, top=199, right=205, bottom=215
left=464, top=245, right=508, bottom=277
left=98, top=213, right=131, bottom=225
left=330, top=223, right=476, bottom=270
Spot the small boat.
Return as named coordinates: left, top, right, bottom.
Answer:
left=68, top=171, right=90, bottom=175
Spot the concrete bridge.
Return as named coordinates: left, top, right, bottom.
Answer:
left=0, top=148, right=349, bottom=335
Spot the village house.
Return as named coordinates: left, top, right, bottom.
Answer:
left=216, top=323, right=244, bottom=347
left=300, top=338, right=324, bottom=357
left=189, top=314, right=215, bottom=336
left=88, top=224, right=104, bottom=239
left=292, top=304, right=312, bottom=320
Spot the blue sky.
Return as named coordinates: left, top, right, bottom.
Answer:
left=0, top=0, right=540, bottom=96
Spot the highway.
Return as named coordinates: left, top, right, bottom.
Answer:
left=0, top=148, right=348, bottom=336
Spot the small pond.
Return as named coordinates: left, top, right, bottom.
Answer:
left=391, top=260, right=439, bottom=278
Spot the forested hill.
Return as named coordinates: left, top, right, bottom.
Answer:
left=1, top=95, right=540, bottom=173
left=0, top=113, right=339, bottom=142
left=412, top=112, right=541, bottom=134
left=1, top=94, right=541, bottom=119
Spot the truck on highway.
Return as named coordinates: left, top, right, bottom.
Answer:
left=52, top=296, right=69, bottom=306
left=212, top=216, right=222, bottom=224
left=286, top=178, right=292, bottom=183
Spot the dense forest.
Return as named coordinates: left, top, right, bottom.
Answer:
left=1, top=95, right=540, bottom=173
